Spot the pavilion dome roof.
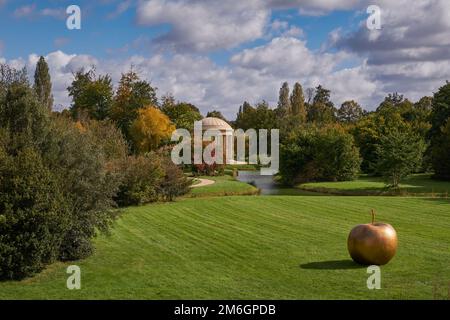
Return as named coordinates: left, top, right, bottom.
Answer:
left=201, top=117, right=232, bottom=131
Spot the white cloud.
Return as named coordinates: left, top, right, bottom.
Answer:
left=230, top=37, right=339, bottom=78
left=268, top=0, right=360, bottom=14
left=268, top=20, right=304, bottom=39
left=40, top=8, right=66, bottom=20
left=13, top=4, right=36, bottom=18
left=134, top=0, right=364, bottom=53
left=2, top=35, right=379, bottom=116
left=332, top=0, right=450, bottom=102
left=13, top=4, right=65, bottom=20
left=136, top=0, right=269, bottom=52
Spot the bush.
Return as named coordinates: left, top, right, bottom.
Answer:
left=160, top=161, right=191, bottom=201
left=114, top=154, right=164, bottom=206
left=0, top=76, right=125, bottom=275
left=44, top=117, right=123, bottom=261
left=0, top=147, right=69, bottom=279
left=280, top=126, right=361, bottom=185
left=0, top=63, right=189, bottom=278
left=192, top=148, right=225, bottom=176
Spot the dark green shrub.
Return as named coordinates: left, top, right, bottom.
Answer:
left=0, top=147, right=69, bottom=279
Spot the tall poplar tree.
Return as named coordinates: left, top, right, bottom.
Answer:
left=34, top=56, right=53, bottom=111
left=277, top=82, right=291, bottom=116
left=290, top=82, right=306, bottom=121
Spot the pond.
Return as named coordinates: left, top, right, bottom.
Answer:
left=236, top=171, right=327, bottom=196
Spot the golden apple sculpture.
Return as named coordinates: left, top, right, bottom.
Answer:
left=347, top=210, right=398, bottom=265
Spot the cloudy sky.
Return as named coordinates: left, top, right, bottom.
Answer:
left=0, top=0, right=449, bottom=118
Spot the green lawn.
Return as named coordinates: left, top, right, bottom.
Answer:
left=1, top=196, right=449, bottom=299
left=299, top=174, right=450, bottom=196
left=188, top=175, right=259, bottom=197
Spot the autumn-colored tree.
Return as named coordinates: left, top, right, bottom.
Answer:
left=110, top=70, right=157, bottom=141
left=130, top=106, right=175, bottom=153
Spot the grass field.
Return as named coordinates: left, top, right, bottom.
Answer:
left=188, top=175, right=259, bottom=197
left=299, top=174, right=450, bottom=196
left=1, top=195, right=449, bottom=299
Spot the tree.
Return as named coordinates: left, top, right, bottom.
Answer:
left=305, top=87, right=315, bottom=105
left=46, top=117, right=123, bottom=261
left=0, top=64, right=28, bottom=93
left=0, top=80, right=50, bottom=150
left=378, top=92, right=404, bottom=108
left=307, top=85, right=336, bottom=123
left=337, top=100, right=363, bottom=123
left=67, top=69, right=113, bottom=121
left=0, top=146, right=69, bottom=280
left=280, top=125, right=361, bottom=185
left=407, top=96, right=433, bottom=138
left=206, top=110, right=227, bottom=122
left=350, top=106, right=414, bottom=174
left=431, top=120, right=450, bottom=180
left=130, top=106, right=175, bottom=153
left=235, top=100, right=277, bottom=131
left=159, top=161, right=191, bottom=201
left=429, top=83, right=450, bottom=179
left=110, top=70, right=158, bottom=141
left=375, top=129, right=426, bottom=188
left=254, top=101, right=278, bottom=130
left=160, top=93, right=176, bottom=110
left=290, top=82, right=306, bottom=121
left=235, top=101, right=256, bottom=130
left=276, top=82, right=291, bottom=117
left=34, top=56, right=54, bottom=111
left=0, top=63, right=130, bottom=278
left=161, top=101, right=202, bottom=131
left=113, top=154, right=164, bottom=206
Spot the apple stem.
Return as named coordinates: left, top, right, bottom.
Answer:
left=371, top=209, right=375, bottom=224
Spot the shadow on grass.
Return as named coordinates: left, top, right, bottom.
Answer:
left=300, top=259, right=364, bottom=270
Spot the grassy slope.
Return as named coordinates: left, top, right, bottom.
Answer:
left=299, top=174, right=450, bottom=196
left=1, top=196, right=449, bottom=300
left=188, top=175, right=259, bottom=197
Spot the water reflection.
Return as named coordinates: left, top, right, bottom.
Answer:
left=236, top=171, right=327, bottom=196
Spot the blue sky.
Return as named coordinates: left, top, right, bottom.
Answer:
left=1, top=0, right=449, bottom=117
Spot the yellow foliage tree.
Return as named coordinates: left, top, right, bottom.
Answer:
left=130, top=106, right=175, bottom=153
